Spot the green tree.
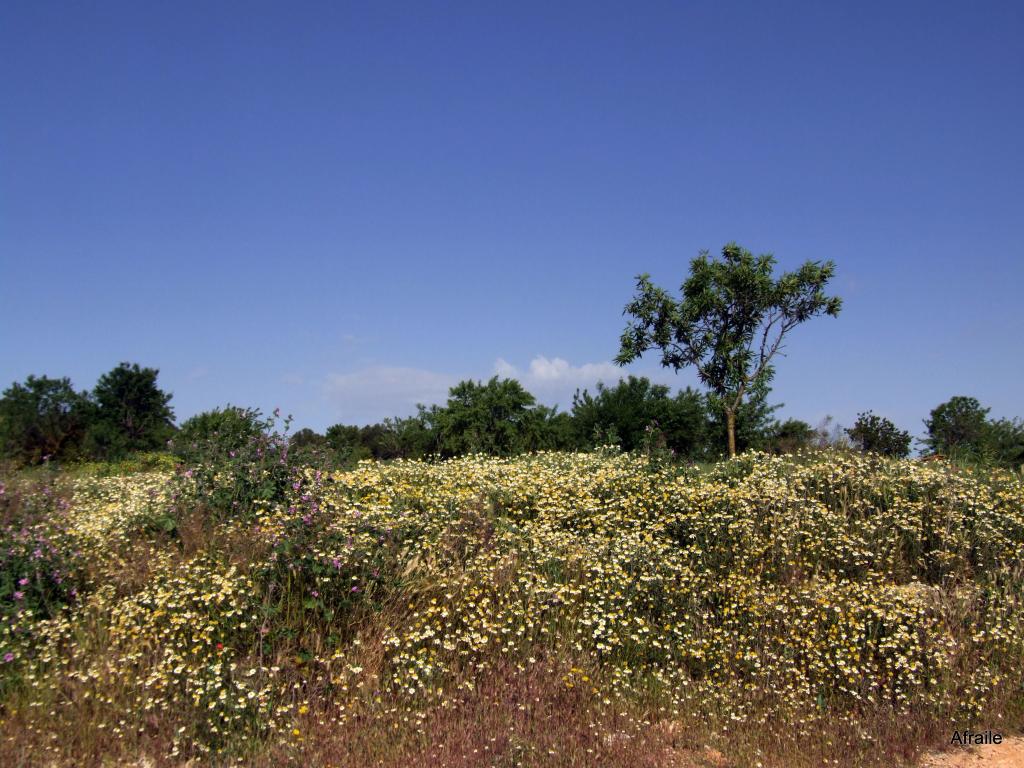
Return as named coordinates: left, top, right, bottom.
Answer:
left=0, top=375, right=92, bottom=465
left=290, top=427, right=325, bottom=450
left=768, top=418, right=815, bottom=454
left=704, top=379, right=781, bottom=456
left=533, top=406, right=577, bottom=451
left=923, top=396, right=990, bottom=457
left=987, top=418, right=1024, bottom=470
left=172, top=405, right=265, bottom=464
left=570, top=376, right=708, bottom=457
left=845, top=411, right=911, bottom=457
left=616, top=243, right=842, bottom=457
left=87, top=363, right=175, bottom=459
left=430, top=377, right=544, bottom=457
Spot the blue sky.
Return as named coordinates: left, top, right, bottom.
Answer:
left=2, top=1, right=1022, bottom=438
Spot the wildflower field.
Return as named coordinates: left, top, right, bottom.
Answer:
left=1, top=451, right=1022, bottom=767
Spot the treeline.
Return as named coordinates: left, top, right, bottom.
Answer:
left=2, top=363, right=1022, bottom=470
left=278, top=376, right=810, bottom=464
left=0, top=363, right=174, bottom=466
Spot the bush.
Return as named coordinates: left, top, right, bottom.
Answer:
left=845, top=411, right=911, bottom=457
left=923, top=396, right=990, bottom=457
left=172, top=408, right=297, bottom=521
left=85, top=362, right=175, bottom=460
left=172, top=406, right=267, bottom=465
left=0, top=376, right=92, bottom=466
left=768, top=419, right=815, bottom=454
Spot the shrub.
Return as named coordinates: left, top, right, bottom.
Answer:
left=845, top=411, right=912, bottom=457
left=172, top=408, right=297, bottom=521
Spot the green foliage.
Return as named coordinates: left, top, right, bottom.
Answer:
left=67, top=451, right=180, bottom=478
left=85, top=363, right=175, bottom=460
left=427, top=377, right=551, bottom=457
left=768, top=419, right=815, bottom=454
left=324, top=416, right=434, bottom=464
left=0, top=376, right=91, bottom=465
left=570, top=376, right=708, bottom=457
left=0, top=479, right=86, bottom=695
left=172, top=405, right=266, bottom=465
left=922, top=396, right=1024, bottom=470
left=705, top=380, right=782, bottom=456
left=923, top=396, right=991, bottom=457
left=616, top=242, right=841, bottom=456
left=845, top=411, right=912, bottom=457
left=173, top=408, right=296, bottom=521
left=987, top=418, right=1024, bottom=470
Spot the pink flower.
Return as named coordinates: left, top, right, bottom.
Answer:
left=2, top=652, right=13, bottom=663
left=13, top=591, right=24, bottom=601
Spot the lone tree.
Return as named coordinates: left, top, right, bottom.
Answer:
left=922, top=396, right=990, bottom=457
left=615, top=243, right=842, bottom=457
left=87, top=362, right=175, bottom=458
left=846, top=411, right=911, bottom=457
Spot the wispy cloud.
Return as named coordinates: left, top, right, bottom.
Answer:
left=492, top=355, right=626, bottom=406
left=319, top=356, right=675, bottom=426
left=322, top=366, right=458, bottom=424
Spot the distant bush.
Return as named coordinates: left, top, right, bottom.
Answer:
left=172, top=407, right=296, bottom=520
left=172, top=406, right=267, bottom=465
left=570, top=376, right=709, bottom=457
left=987, top=418, right=1024, bottom=471
left=923, top=396, right=1024, bottom=470
left=923, top=396, right=990, bottom=457
left=846, top=411, right=911, bottom=457
left=0, top=376, right=92, bottom=466
left=83, top=363, right=175, bottom=460
left=0, top=363, right=174, bottom=467
left=768, top=418, right=815, bottom=454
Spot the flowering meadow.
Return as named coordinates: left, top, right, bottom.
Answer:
left=1, top=450, right=1022, bottom=767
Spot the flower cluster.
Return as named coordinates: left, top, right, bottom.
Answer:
left=3, top=451, right=1022, bottom=761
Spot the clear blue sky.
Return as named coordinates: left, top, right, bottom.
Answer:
left=2, top=1, right=1021, bottom=439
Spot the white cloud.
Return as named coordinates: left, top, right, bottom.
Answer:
left=319, top=356, right=681, bottom=426
left=322, top=366, right=457, bottom=424
left=492, top=355, right=624, bottom=405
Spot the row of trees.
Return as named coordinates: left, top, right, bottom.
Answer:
left=0, top=363, right=174, bottom=465
left=1, top=245, right=1019, bottom=470
left=275, top=375, right=803, bottom=465
left=172, top=379, right=1021, bottom=470
left=1, top=364, right=1020, bottom=469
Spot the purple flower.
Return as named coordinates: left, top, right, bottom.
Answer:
left=2, top=652, right=13, bottom=663
left=350, top=585, right=360, bottom=593
left=331, top=558, right=342, bottom=569
left=310, top=590, right=319, bottom=598
left=13, top=591, right=24, bottom=601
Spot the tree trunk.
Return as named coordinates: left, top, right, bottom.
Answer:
left=726, top=409, right=737, bottom=458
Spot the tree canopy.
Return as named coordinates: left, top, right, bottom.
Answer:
left=616, top=243, right=842, bottom=456
left=0, top=375, right=91, bottom=464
